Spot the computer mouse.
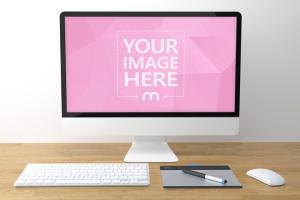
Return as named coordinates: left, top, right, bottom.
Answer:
left=247, top=168, right=285, bottom=186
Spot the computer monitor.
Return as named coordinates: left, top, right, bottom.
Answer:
left=60, top=12, right=241, bottom=162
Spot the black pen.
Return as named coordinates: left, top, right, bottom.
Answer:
left=182, top=170, right=227, bottom=184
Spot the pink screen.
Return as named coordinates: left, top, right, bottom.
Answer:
left=65, top=16, right=237, bottom=112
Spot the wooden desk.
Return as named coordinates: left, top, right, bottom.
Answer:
left=0, top=143, right=299, bottom=200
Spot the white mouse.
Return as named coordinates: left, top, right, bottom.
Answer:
left=247, top=168, right=285, bottom=186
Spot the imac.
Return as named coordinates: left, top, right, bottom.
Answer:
left=60, top=12, right=241, bottom=162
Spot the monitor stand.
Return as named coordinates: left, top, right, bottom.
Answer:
left=124, top=136, right=178, bottom=162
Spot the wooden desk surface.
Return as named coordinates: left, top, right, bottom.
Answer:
left=0, top=143, right=299, bottom=200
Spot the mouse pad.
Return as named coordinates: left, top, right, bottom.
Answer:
left=160, top=165, right=242, bottom=188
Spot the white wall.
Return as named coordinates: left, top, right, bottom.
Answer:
left=0, top=0, right=299, bottom=142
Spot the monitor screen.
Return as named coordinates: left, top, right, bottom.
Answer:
left=61, top=12, right=241, bottom=116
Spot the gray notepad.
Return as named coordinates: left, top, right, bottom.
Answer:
left=160, top=165, right=242, bottom=188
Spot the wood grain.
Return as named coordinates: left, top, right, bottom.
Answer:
left=0, top=143, right=299, bottom=200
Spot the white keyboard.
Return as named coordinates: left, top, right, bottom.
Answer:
left=14, top=163, right=150, bottom=187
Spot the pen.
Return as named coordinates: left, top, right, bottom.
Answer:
left=182, top=169, right=227, bottom=184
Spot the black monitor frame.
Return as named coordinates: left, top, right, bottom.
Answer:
left=60, top=12, right=241, bottom=117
